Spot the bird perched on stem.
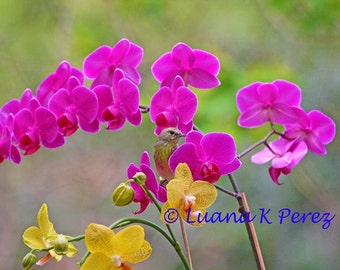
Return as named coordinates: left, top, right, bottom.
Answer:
left=154, top=127, right=185, bottom=185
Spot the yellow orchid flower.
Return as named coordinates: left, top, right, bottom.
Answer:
left=161, top=163, right=217, bottom=226
left=22, top=203, right=77, bottom=265
left=80, top=223, right=152, bottom=270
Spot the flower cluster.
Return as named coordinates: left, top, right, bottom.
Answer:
left=9, top=38, right=336, bottom=269
left=119, top=42, right=241, bottom=216
left=150, top=42, right=220, bottom=135
left=236, top=80, right=336, bottom=184
left=0, top=39, right=143, bottom=164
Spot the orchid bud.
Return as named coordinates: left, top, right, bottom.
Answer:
left=112, top=182, right=134, bottom=206
left=22, top=252, right=37, bottom=270
left=54, top=234, right=69, bottom=255
left=133, top=172, right=146, bottom=185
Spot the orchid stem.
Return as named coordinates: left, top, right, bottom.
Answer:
left=228, top=173, right=266, bottom=270
left=139, top=104, right=150, bottom=113
left=140, top=183, right=177, bottom=242
left=237, top=129, right=275, bottom=159
left=214, top=184, right=239, bottom=197
left=179, top=218, right=193, bottom=270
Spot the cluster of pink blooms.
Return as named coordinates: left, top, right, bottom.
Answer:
left=128, top=42, right=241, bottom=213
left=0, top=39, right=336, bottom=213
left=0, top=39, right=143, bottom=164
left=236, top=80, right=336, bottom=184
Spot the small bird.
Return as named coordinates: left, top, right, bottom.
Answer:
left=154, top=127, right=185, bottom=185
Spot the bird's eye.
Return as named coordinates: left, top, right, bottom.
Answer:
left=169, top=130, right=175, bottom=135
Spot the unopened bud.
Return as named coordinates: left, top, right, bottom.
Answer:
left=133, top=172, right=146, bottom=185
left=112, top=182, right=134, bottom=206
left=22, top=252, right=37, bottom=270
left=54, top=234, right=69, bottom=255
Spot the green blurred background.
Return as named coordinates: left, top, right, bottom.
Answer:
left=0, top=0, right=339, bottom=269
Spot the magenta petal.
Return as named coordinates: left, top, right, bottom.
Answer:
left=132, top=196, right=149, bottom=214
left=268, top=167, right=284, bottom=185
left=170, top=76, right=185, bottom=91
left=1, top=99, right=20, bottom=116
left=116, top=79, right=139, bottom=114
left=251, top=147, right=275, bottom=165
left=73, top=87, right=98, bottom=122
left=257, top=83, right=278, bottom=103
left=151, top=53, right=176, bottom=82
left=141, top=164, right=159, bottom=194
left=188, top=68, right=220, bottom=89
left=173, top=87, right=197, bottom=123
left=272, top=153, right=293, bottom=168
left=236, top=82, right=262, bottom=113
left=35, top=107, right=58, bottom=143
left=185, top=131, right=205, bottom=157
left=154, top=112, right=177, bottom=130
left=238, top=104, right=268, bottom=128
left=13, top=109, right=33, bottom=140
left=201, top=133, right=237, bottom=163
left=67, top=76, right=82, bottom=91
left=10, top=145, right=21, bottom=164
left=309, top=110, right=336, bottom=144
left=305, top=132, right=326, bottom=155
left=178, top=120, right=193, bottom=135
left=83, top=45, right=111, bottom=78
left=118, top=64, right=141, bottom=85
left=169, top=143, right=201, bottom=174
left=273, top=79, right=302, bottom=106
left=150, top=87, right=173, bottom=121
left=172, top=43, right=195, bottom=68
left=91, top=67, right=115, bottom=88
left=20, top=89, right=35, bottom=109
left=48, top=89, right=70, bottom=116
left=127, top=163, right=141, bottom=179
left=127, top=110, right=142, bottom=126
left=193, top=49, right=220, bottom=75
left=218, top=158, right=242, bottom=175
left=140, top=151, right=151, bottom=167
left=93, top=85, right=114, bottom=122
left=54, top=61, right=71, bottom=85
left=161, top=70, right=186, bottom=88
left=271, top=103, right=300, bottom=125
left=122, top=41, right=143, bottom=67
left=109, top=39, right=130, bottom=63
left=289, top=141, right=308, bottom=167
left=157, top=186, right=167, bottom=202
left=42, top=133, right=65, bottom=149
left=79, top=118, right=100, bottom=133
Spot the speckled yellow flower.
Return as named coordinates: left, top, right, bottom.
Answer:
left=80, top=223, right=152, bottom=270
left=160, top=163, right=217, bottom=226
left=22, top=203, right=77, bottom=265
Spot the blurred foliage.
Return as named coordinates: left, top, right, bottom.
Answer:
left=0, top=0, right=339, bottom=269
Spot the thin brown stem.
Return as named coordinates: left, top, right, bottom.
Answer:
left=179, top=218, right=193, bottom=270
left=239, top=193, right=266, bottom=270
left=214, top=184, right=239, bottom=197
left=237, top=129, right=275, bottom=159
left=228, top=174, right=266, bottom=270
